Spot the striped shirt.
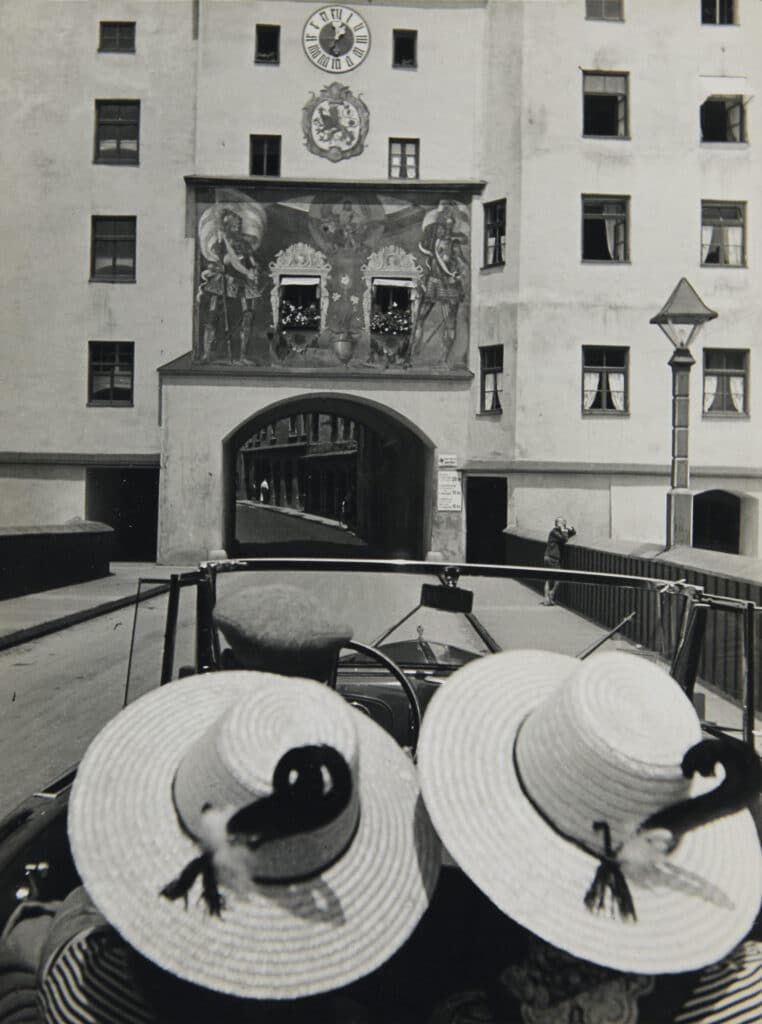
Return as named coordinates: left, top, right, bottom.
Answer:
left=40, top=927, right=156, bottom=1024
left=674, top=942, right=762, bottom=1024
left=35, top=922, right=762, bottom=1024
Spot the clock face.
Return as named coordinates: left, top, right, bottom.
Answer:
left=303, top=6, right=370, bottom=73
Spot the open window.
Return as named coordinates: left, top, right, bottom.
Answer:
left=700, top=95, right=746, bottom=142
left=582, top=196, right=628, bottom=262
left=255, top=24, right=280, bottom=64
left=583, top=73, right=628, bottom=137
left=278, top=276, right=321, bottom=332
left=701, top=0, right=735, bottom=25
left=370, top=279, right=413, bottom=339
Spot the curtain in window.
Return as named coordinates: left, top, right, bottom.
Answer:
left=701, top=224, right=718, bottom=263
left=603, top=207, right=617, bottom=259
left=723, top=225, right=743, bottom=265
left=703, top=374, right=718, bottom=412
left=602, top=204, right=625, bottom=260
left=608, top=372, right=625, bottom=411
left=583, top=372, right=600, bottom=410
left=617, top=95, right=626, bottom=136
left=729, top=375, right=745, bottom=412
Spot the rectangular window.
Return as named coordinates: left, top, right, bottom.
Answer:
left=583, top=73, right=628, bottom=137
left=393, top=29, right=417, bottom=68
left=250, top=134, right=281, bottom=176
left=582, top=347, right=628, bottom=413
left=484, top=199, right=507, bottom=266
left=99, top=21, right=135, bottom=52
left=91, top=217, right=136, bottom=281
left=88, top=342, right=134, bottom=405
left=585, top=1, right=623, bottom=20
left=701, top=202, right=745, bottom=266
left=389, top=138, right=419, bottom=179
left=371, top=279, right=413, bottom=338
left=582, top=196, right=628, bottom=262
left=701, top=95, right=745, bottom=142
left=480, top=346, right=504, bottom=414
left=279, top=276, right=320, bottom=331
left=703, top=349, right=748, bottom=414
left=702, top=0, right=734, bottom=24
left=94, top=101, right=140, bottom=164
left=255, top=24, right=280, bottom=63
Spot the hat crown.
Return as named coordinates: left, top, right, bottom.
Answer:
left=514, top=653, right=703, bottom=854
left=173, top=679, right=360, bottom=882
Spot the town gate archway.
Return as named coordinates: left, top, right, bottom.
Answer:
left=222, top=394, right=435, bottom=559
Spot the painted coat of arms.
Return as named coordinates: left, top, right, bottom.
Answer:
left=302, top=82, right=370, bottom=162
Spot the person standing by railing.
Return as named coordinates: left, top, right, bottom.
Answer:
left=542, top=516, right=575, bottom=605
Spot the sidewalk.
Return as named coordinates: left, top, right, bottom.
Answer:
left=0, top=563, right=188, bottom=652
left=0, top=560, right=757, bottom=749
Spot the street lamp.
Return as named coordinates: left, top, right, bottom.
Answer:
left=650, top=278, right=718, bottom=549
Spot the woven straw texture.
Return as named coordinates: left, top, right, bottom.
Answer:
left=68, top=672, right=440, bottom=998
left=418, top=650, right=762, bottom=975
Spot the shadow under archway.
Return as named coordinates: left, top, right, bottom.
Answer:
left=223, top=396, right=433, bottom=560
left=693, top=489, right=741, bottom=555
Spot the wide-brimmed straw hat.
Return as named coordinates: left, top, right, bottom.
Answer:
left=68, top=672, right=440, bottom=998
left=418, top=649, right=762, bottom=975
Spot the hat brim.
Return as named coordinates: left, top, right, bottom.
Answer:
left=418, top=650, right=762, bottom=974
left=69, top=672, right=440, bottom=998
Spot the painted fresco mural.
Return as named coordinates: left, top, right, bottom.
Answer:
left=193, top=187, right=471, bottom=373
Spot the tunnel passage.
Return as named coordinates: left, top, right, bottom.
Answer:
left=224, top=396, right=433, bottom=559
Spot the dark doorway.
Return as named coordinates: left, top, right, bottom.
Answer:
left=466, top=477, right=507, bottom=563
left=692, top=490, right=741, bottom=554
left=86, top=468, right=159, bottom=560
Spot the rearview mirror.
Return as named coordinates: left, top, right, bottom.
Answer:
left=420, top=583, right=474, bottom=614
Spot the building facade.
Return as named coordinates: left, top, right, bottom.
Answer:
left=2, top=0, right=761, bottom=563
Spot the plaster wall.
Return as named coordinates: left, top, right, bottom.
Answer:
left=506, top=472, right=610, bottom=545
left=466, top=0, right=523, bottom=461
left=158, top=375, right=472, bottom=561
left=194, top=0, right=486, bottom=181
left=0, top=1, right=196, bottom=457
left=510, top=0, right=762, bottom=474
left=0, top=466, right=86, bottom=528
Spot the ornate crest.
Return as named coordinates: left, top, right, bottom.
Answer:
left=302, top=82, right=369, bottom=163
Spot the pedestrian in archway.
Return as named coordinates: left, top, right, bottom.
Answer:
left=259, top=478, right=270, bottom=504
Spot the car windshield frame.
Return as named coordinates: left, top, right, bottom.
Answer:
left=126, top=556, right=759, bottom=749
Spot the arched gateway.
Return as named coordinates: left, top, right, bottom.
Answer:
left=223, top=395, right=434, bottom=559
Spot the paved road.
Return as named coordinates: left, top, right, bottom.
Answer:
left=236, top=503, right=369, bottom=554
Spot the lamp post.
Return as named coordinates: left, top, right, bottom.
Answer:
left=650, top=278, right=718, bottom=549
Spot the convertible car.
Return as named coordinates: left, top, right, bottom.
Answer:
left=0, top=557, right=758, bottom=932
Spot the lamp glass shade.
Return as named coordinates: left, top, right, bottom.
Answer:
left=650, top=278, right=718, bottom=348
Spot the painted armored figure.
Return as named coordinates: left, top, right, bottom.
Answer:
left=410, top=200, right=469, bottom=366
left=197, top=202, right=266, bottom=363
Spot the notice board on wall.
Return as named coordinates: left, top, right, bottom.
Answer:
left=437, top=470, right=462, bottom=512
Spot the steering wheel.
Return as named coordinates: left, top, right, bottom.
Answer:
left=336, top=640, right=423, bottom=756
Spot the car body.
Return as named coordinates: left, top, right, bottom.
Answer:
left=0, top=557, right=758, bottom=929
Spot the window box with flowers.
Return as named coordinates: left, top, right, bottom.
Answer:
left=278, top=301, right=321, bottom=331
